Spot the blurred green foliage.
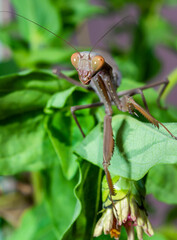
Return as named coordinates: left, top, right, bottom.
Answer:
left=0, top=0, right=177, bottom=239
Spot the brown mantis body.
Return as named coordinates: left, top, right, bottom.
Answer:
left=1, top=10, right=177, bottom=235
left=57, top=50, right=177, bottom=220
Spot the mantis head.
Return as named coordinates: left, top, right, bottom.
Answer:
left=71, top=51, right=105, bottom=85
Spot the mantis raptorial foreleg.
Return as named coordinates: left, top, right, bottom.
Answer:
left=103, top=115, right=115, bottom=197
left=53, top=68, right=91, bottom=90
left=103, top=115, right=120, bottom=222
left=55, top=68, right=169, bottom=113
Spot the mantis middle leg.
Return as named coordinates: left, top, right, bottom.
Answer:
left=71, top=102, right=103, bottom=137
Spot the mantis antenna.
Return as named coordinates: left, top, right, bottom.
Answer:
left=89, top=15, right=136, bottom=54
left=0, top=10, right=81, bottom=56
left=1, top=11, right=136, bottom=56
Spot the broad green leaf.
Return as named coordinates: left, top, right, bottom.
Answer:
left=45, top=110, right=95, bottom=179
left=45, top=112, right=79, bottom=180
left=0, top=70, right=60, bottom=93
left=63, top=161, right=102, bottom=240
left=46, top=86, right=77, bottom=109
left=0, top=71, right=59, bottom=119
left=44, top=164, right=81, bottom=240
left=75, top=115, right=177, bottom=180
left=0, top=70, right=77, bottom=120
left=146, top=164, right=177, bottom=204
left=8, top=202, right=57, bottom=240
left=0, top=113, right=59, bottom=175
left=0, top=90, right=50, bottom=120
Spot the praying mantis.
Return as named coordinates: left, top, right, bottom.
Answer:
left=58, top=50, right=177, bottom=216
left=1, top=10, right=177, bottom=237
left=53, top=17, right=177, bottom=221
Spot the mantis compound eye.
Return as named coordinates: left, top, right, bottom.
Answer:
left=71, top=52, right=80, bottom=69
left=92, top=55, right=105, bottom=72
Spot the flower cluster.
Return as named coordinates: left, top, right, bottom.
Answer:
left=93, top=176, right=153, bottom=240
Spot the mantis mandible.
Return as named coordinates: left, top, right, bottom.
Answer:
left=1, top=10, right=177, bottom=230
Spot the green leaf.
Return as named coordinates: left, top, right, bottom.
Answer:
left=75, top=115, right=177, bottom=180
left=8, top=202, right=57, bottom=240
left=45, top=112, right=79, bottom=180
left=0, top=90, right=50, bottom=120
left=146, top=164, right=177, bottom=204
left=0, top=113, right=59, bottom=175
left=46, top=86, right=77, bottom=109
left=0, top=70, right=60, bottom=94
left=0, top=70, right=63, bottom=120
left=45, top=109, right=95, bottom=179
left=63, top=161, right=102, bottom=240
left=44, top=164, right=81, bottom=240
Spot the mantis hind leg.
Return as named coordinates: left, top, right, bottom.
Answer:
left=118, top=78, right=169, bottom=110
left=120, top=95, right=177, bottom=140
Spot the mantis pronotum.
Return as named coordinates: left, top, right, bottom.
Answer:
left=1, top=10, right=177, bottom=237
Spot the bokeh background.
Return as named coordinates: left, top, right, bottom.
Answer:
left=1, top=0, right=177, bottom=106
left=0, top=0, right=177, bottom=239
